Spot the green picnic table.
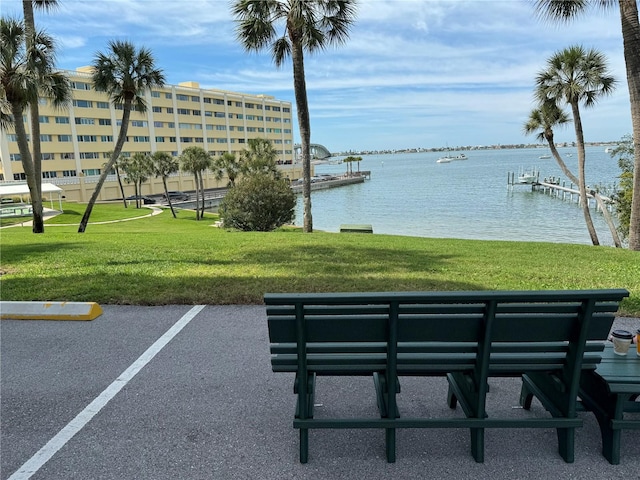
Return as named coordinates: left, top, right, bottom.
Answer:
left=579, top=344, right=640, bottom=464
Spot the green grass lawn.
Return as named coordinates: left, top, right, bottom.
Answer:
left=2, top=205, right=639, bottom=316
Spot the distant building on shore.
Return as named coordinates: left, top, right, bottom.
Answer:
left=0, top=67, right=300, bottom=202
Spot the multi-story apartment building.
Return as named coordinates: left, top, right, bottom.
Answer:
left=0, top=67, right=300, bottom=202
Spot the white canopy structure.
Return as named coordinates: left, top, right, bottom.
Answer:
left=0, top=183, right=64, bottom=211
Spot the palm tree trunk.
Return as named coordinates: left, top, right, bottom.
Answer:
left=10, top=100, right=43, bottom=233
left=620, top=0, right=640, bottom=250
left=22, top=0, right=44, bottom=233
left=592, top=191, right=623, bottom=247
left=199, top=172, right=205, bottom=217
left=115, top=164, right=127, bottom=207
left=290, top=36, right=312, bottom=232
left=163, top=177, right=176, bottom=218
left=194, top=173, right=200, bottom=220
left=78, top=102, right=132, bottom=232
left=571, top=102, right=600, bottom=246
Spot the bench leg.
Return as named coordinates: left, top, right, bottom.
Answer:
left=300, top=428, right=309, bottom=463
left=386, top=428, right=396, bottom=463
left=556, top=428, right=575, bottom=463
left=519, top=381, right=534, bottom=410
left=447, top=384, right=458, bottom=409
left=470, top=428, right=485, bottom=463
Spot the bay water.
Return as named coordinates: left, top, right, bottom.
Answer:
left=294, top=146, right=622, bottom=246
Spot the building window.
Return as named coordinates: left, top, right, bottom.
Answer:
left=72, top=99, right=93, bottom=108
left=79, top=153, right=99, bottom=159
left=283, top=107, right=290, bottom=113
left=169, top=137, right=176, bottom=142
left=98, top=118, right=111, bottom=126
left=179, top=123, right=192, bottom=129
left=167, top=122, right=175, bottom=128
left=131, top=120, right=148, bottom=127
left=245, top=103, right=254, bottom=109
left=10, top=153, right=21, bottom=161
left=71, top=81, right=91, bottom=90
left=97, top=101, right=109, bottom=109
left=165, top=93, right=172, bottom=99
left=216, top=138, right=227, bottom=143
left=154, top=121, right=164, bottom=127
left=176, top=94, right=189, bottom=101
left=41, top=153, right=54, bottom=160
left=40, top=134, right=52, bottom=142
left=82, top=168, right=101, bottom=175
left=214, top=99, right=224, bottom=105
left=177, top=108, right=189, bottom=115
left=264, top=105, right=271, bottom=111
left=77, top=135, right=97, bottom=142
left=63, top=170, right=77, bottom=177
left=180, top=137, right=193, bottom=143
left=14, top=173, right=27, bottom=180
left=166, top=108, right=174, bottom=114
left=214, top=112, right=225, bottom=118
left=61, top=153, right=74, bottom=159
left=152, top=106, right=162, bottom=113
left=191, top=96, right=199, bottom=102
left=39, top=115, right=50, bottom=123
left=216, top=125, right=226, bottom=131
left=75, top=117, right=95, bottom=125
left=42, top=171, right=57, bottom=178
left=38, top=98, right=47, bottom=106
left=133, top=136, right=149, bottom=142
left=151, top=91, right=161, bottom=98
left=101, top=135, right=113, bottom=142
left=55, top=116, right=70, bottom=124
left=192, top=110, right=201, bottom=116
left=284, top=118, right=291, bottom=123
left=203, top=97, right=212, bottom=104
left=195, top=137, right=203, bottom=143
left=156, top=136, right=165, bottom=142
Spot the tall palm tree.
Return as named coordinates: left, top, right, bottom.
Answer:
left=151, top=151, right=179, bottom=218
left=232, top=0, right=357, bottom=233
left=180, top=146, right=211, bottom=220
left=524, top=100, right=622, bottom=247
left=0, top=17, right=69, bottom=233
left=534, top=0, right=640, bottom=250
left=22, top=0, right=59, bottom=231
left=78, top=40, right=164, bottom=232
left=536, top=45, right=616, bottom=246
left=123, top=152, right=152, bottom=208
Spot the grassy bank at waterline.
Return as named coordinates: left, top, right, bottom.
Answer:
left=1, top=205, right=639, bottom=316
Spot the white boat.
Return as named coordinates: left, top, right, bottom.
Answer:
left=437, top=153, right=467, bottom=163
left=517, top=172, right=538, bottom=184
left=539, top=154, right=551, bottom=159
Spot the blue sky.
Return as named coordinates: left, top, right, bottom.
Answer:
left=3, top=0, right=632, bottom=152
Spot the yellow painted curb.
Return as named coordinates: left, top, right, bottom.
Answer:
left=0, top=301, right=102, bottom=321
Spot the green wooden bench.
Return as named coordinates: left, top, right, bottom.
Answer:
left=265, top=289, right=629, bottom=463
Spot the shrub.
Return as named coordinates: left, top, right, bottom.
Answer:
left=219, top=173, right=296, bottom=231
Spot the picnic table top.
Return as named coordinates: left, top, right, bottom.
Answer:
left=595, top=345, right=640, bottom=393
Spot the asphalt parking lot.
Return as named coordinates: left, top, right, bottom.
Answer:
left=2, top=306, right=639, bottom=480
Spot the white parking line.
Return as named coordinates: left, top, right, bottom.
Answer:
left=8, top=305, right=206, bottom=480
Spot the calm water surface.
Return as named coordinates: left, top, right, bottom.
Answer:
left=294, top=146, right=621, bottom=246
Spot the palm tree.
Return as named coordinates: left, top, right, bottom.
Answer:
left=535, top=45, right=616, bottom=246
left=232, top=0, right=357, bottom=233
left=524, top=100, right=622, bottom=247
left=180, top=146, right=211, bottom=220
left=151, top=151, right=179, bottom=218
left=0, top=17, right=70, bottom=233
left=534, top=0, right=640, bottom=250
left=240, top=137, right=280, bottom=177
left=123, top=152, right=152, bottom=208
left=214, top=152, right=241, bottom=187
left=77, top=40, right=164, bottom=232
left=22, top=0, right=59, bottom=231
left=111, top=152, right=128, bottom=207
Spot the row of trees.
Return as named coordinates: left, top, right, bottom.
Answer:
left=531, top=0, right=639, bottom=249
